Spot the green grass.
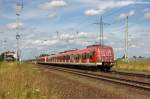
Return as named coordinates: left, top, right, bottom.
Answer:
left=0, top=62, right=60, bottom=99
left=113, top=60, right=150, bottom=73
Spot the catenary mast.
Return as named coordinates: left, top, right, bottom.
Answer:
left=15, top=0, right=23, bottom=61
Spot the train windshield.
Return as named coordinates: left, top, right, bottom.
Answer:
left=99, top=48, right=113, bottom=56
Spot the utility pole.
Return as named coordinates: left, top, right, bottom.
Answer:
left=124, top=16, right=129, bottom=62
left=3, top=39, right=7, bottom=61
left=76, top=31, right=79, bottom=41
left=15, top=0, right=23, bottom=62
left=94, top=16, right=109, bottom=47
left=56, top=31, right=60, bottom=40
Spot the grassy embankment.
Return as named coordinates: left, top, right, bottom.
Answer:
left=113, top=60, right=150, bottom=73
left=0, top=62, right=59, bottom=99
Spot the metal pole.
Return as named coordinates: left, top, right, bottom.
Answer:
left=100, top=16, right=102, bottom=46
left=3, top=39, right=7, bottom=61
left=94, top=16, right=110, bottom=47
left=101, top=16, right=104, bottom=46
left=124, top=16, right=128, bottom=62
left=15, top=0, right=23, bottom=62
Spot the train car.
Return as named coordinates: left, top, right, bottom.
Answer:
left=37, top=45, right=114, bottom=71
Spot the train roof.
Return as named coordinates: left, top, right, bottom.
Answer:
left=38, top=44, right=113, bottom=58
left=86, top=44, right=111, bottom=48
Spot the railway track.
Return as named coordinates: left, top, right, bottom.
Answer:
left=112, top=70, right=150, bottom=79
left=44, top=65, right=150, bottom=91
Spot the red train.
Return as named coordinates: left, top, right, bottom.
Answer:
left=37, top=45, right=114, bottom=71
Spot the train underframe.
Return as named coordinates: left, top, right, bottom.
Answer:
left=99, top=62, right=113, bottom=71
left=38, top=61, right=113, bottom=72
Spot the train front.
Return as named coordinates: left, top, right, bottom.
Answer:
left=96, top=46, right=114, bottom=71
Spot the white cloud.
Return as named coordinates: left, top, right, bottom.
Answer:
left=22, top=9, right=44, bottom=19
left=117, top=10, right=135, bottom=20
left=85, top=1, right=135, bottom=16
left=130, top=44, right=138, bottom=48
left=6, top=22, right=23, bottom=29
left=48, top=12, right=58, bottom=19
left=23, top=31, right=96, bottom=48
left=98, top=1, right=135, bottom=10
left=136, top=1, right=150, bottom=4
left=39, top=0, right=67, bottom=10
left=85, top=9, right=102, bottom=16
left=114, top=47, right=124, bottom=51
left=38, top=2, right=51, bottom=10
left=144, top=12, right=150, bottom=19
left=50, top=0, right=67, bottom=8
left=144, top=8, right=149, bottom=12
left=117, top=13, right=127, bottom=20
left=77, top=32, right=88, bottom=37
left=128, top=10, right=135, bottom=16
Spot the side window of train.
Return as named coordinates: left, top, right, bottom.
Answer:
left=77, top=54, right=80, bottom=60
left=74, top=55, right=76, bottom=60
left=79, top=54, right=82, bottom=59
left=68, top=55, right=70, bottom=60
left=65, top=55, right=67, bottom=60
left=64, top=55, right=66, bottom=60
left=78, top=54, right=80, bottom=59
left=90, top=52, right=93, bottom=59
left=93, top=51, right=95, bottom=56
left=76, top=55, right=78, bottom=60
left=83, top=53, right=86, bottom=59
left=74, top=55, right=77, bottom=60
left=86, top=53, right=90, bottom=59
left=82, top=53, right=84, bottom=59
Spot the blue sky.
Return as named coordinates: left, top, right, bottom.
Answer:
left=0, top=0, right=150, bottom=60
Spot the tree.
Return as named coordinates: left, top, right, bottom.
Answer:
left=133, top=56, right=136, bottom=59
